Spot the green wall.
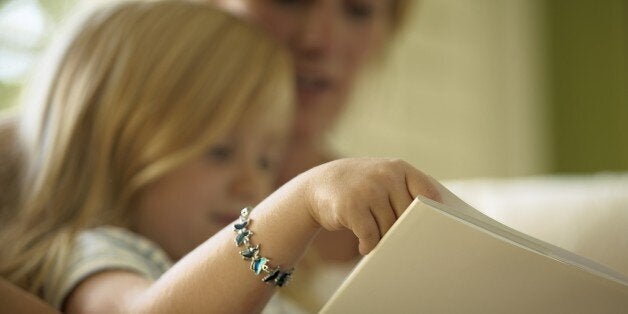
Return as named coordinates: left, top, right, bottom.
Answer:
left=547, top=1, right=628, bottom=173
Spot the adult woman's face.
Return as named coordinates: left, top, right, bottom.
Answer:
left=214, top=0, right=392, bottom=141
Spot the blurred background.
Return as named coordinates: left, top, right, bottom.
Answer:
left=1, top=0, right=626, bottom=180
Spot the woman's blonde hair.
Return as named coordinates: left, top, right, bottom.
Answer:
left=0, top=0, right=293, bottom=298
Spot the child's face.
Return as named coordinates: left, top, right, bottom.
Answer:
left=133, top=119, right=285, bottom=260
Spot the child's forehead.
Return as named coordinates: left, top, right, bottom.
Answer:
left=215, top=113, right=290, bottom=145
left=243, top=104, right=292, bottom=134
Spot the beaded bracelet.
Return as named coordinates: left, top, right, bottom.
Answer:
left=234, top=207, right=293, bottom=287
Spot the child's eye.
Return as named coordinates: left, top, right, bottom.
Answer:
left=208, top=145, right=233, bottom=161
left=258, top=155, right=276, bottom=172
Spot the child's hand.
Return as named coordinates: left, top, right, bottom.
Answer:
left=295, top=158, right=441, bottom=255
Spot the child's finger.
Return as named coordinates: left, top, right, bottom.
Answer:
left=349, top=209, right=381, bottom=255
left=388, top=182, right=415, bottom=218
left=406, top=167, right=442, bottom=203
left=370, top=198, right=396, bottom=238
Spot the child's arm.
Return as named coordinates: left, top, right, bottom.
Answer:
left=64, top=158, right=442, bottom=313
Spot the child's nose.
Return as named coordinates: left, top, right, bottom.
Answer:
left=230, top=164, right=265, bottom=205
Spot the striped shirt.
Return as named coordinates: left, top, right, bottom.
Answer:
left=46, top=226, right=173, bottom=308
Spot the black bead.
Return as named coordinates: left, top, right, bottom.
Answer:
left=234, top=220, right=248, bottom=230
left=263, top=269, right=280, bottom=282
left=275, top=271, right=292, bottom=287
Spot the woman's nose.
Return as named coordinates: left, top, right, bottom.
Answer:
left=295, top=1, right=339, bottom=59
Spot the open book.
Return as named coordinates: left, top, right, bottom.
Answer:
left=320, top=196, right=628, bottom=313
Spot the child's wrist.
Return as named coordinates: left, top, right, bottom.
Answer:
left=276, top=174, right=322, bottom=233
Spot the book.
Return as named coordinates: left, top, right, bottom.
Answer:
left=320, top=195, right=628, bottom=313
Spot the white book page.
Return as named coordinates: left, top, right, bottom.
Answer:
left=420, top=195, right=628, bottom=286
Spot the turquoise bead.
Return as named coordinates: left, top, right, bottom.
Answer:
left=251, top=257, right=268, bottom=275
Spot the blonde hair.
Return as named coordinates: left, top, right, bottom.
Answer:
left=0, top=0, right=293, bottom=298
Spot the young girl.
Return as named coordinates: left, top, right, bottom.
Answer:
left=0, top=1, right=450, bottom=312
